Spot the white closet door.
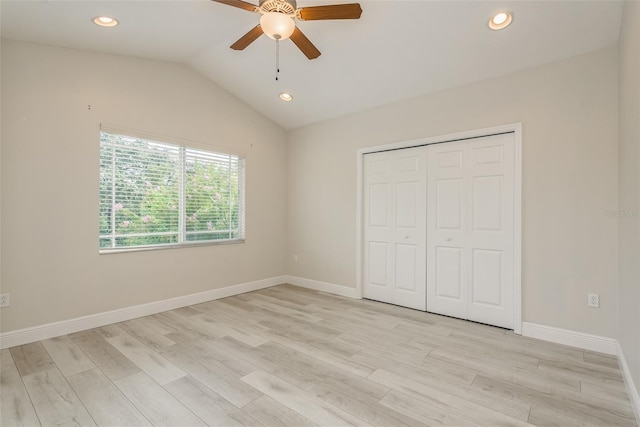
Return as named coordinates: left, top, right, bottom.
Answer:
left=427, top=133, right=515, bottom=328
left=425, top=142, right=468, bottom=319
left=363, top=147, right=427, bottom=310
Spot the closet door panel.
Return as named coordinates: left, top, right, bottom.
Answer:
left=427, top=133, right=515, bottom=328
left=427, top=143, right=468, bottom=319
left=363, top=147, right=427, bottom=310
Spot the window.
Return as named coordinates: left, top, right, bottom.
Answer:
left=99, top=131, right=245, bottom=252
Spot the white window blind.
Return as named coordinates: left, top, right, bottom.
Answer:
left=99, top=131, right=245, bottom=251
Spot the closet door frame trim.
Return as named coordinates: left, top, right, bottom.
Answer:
left=355, top=123, right=523, bottom=335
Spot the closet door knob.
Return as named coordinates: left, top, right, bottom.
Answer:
left=446, top=237, right=452, bottom=242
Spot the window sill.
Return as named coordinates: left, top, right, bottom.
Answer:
left=99, top=238, right=246, bottom=255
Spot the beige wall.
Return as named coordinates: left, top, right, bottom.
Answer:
left=618, top=0, right=640, bottom=397
left=0, top=40, right=287, bottom=332
left=0, top=30, right=3, bottom=305
left=287, top=47, right=619, bottom=338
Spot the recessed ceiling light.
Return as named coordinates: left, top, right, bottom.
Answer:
left=279, top=92, right=293, bottom=102
left=488, top=12, right=512, bottom=30
left=93, top=16, right=119, bottom=27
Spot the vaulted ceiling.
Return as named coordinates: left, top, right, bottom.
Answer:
left=1, top=0, right=624, bottom=129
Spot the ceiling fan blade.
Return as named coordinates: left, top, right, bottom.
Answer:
left=211, top=0, right=258, bottom=13
left=298, top=3, right=362, bottom=20
left=230, top=25, right=264, bottom=50
left=290, top=27, right=321, bottom=60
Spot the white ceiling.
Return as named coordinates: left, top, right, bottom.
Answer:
left=1, top=0, right=624, bottom=129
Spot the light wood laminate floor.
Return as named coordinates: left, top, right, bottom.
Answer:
left=1, top=284, right=637, bottom=426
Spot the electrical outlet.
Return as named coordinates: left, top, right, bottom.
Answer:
left=293, top=254, right=298, bottom=263
left=588, top=293, right=599, bottom=308
left=0, top=294, right=10, bottom=308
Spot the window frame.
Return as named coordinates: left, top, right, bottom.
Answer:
left=99, top=126, right=246, bottom=254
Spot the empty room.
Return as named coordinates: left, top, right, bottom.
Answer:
left=1, top=0, right=639, bottom=425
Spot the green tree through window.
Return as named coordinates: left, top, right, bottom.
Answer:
left=99, top=132, right=244, bottom=251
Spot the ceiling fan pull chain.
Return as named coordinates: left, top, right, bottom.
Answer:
left=275, top=38, right=280, bottom=81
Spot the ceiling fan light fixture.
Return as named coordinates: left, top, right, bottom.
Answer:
left=488, top=12, right=512, bottom=30
left=93, top=16, right=119, bottom=27
left=260, top=12, right=295, bottom=40
left=279, top=92, right=293, bottom=101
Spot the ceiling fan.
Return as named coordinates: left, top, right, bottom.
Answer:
left=212, top=0, right=362, bottom=59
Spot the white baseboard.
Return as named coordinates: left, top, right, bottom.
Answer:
left=521, top=322, right=617, bottom=355
left=0, top=276, right=287, bottom=349
left=285, top=275, right=360, bottom=299
left=618, top=341, right=640, bottom=424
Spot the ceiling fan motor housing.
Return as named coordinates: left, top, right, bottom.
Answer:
left=259, top=0, right=297, bottom=15
left=218, top=0, right=362, bottom=60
